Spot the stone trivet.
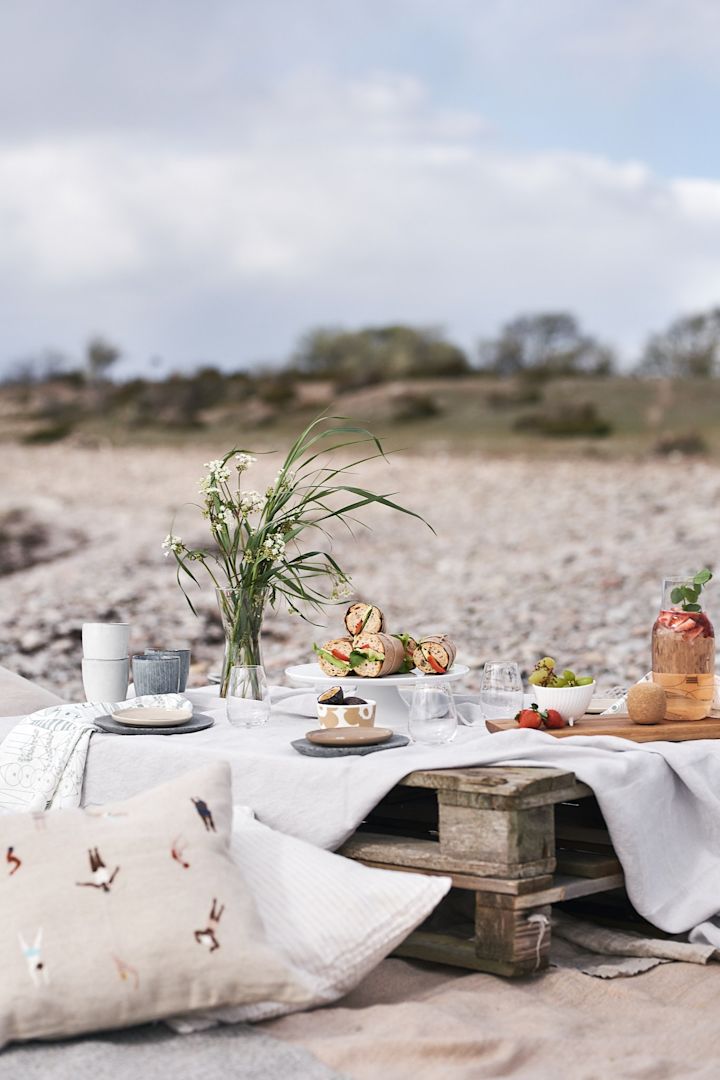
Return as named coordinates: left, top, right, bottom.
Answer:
left=291, top=733, right=410, bottom=757
left=95, top=712, right=215, bottom=736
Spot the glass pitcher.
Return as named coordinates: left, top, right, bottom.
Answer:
left=651, top=576, right=715, bottom=721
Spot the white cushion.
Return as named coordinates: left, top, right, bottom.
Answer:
left=169, top=806, right=451, bottom=1028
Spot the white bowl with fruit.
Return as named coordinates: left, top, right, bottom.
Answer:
left=527, top=657, right=596, bottom=722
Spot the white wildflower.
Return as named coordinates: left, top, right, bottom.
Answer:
left=260, top=533, right=286, bottom=561
left=162, top=534, right=185, bottom=558
left=199, top=459, right=231, bottom=493
left=236, top=490, right=266, bottom=516
left=331, top=575, right=353, bottom=601
left=234, top=453, right=256, bottom=473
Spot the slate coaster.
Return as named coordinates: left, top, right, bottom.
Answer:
left=95, top=712, right=215, bottom=736
left=291, top=733, right=410, bottom=757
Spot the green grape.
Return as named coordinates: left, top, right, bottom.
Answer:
left=528, top=669, right=549, bottom=686
left=561, top=669, right=576, bottom=684
left=576, top=676, right=594, bottom=686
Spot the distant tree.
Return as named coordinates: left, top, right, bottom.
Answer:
left=639, top=308, right=720, bottom=378
left=479, top=313, right=614, bottom=377
left=3, top=349, right=74, bottom=385
left=86, top=336, right=121, bottom=381
left=293, top=325, right=469, bottom=387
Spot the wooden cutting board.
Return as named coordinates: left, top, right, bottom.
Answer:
left=485, top=714, right=720, bottom=742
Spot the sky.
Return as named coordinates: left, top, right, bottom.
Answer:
left=2, top=0, right=720, bottom=376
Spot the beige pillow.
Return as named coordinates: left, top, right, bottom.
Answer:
left=0, top=761, right=306, bottom=1047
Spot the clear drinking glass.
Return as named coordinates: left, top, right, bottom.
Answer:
left=408, top=684, right=458, bottom=745
left=480, top=661, right=523, bottom=720
left=226, top=665, right=271, bottom=728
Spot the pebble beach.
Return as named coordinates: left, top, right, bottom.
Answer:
left=1, top=443, right=718, bottom=702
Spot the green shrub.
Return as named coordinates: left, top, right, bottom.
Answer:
left=653, top=432, right=708, bottom=456
left=514, top=402, right=612, bottom=438
left=22, top=421, right=74, bottom=444
left=391, top=392, right=442, bottom=422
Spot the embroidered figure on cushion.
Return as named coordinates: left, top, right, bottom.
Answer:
left=18, top=929, right=49, bottom=987
left=171, top=835, right=190, bottom=869
left=6, top=846, right=21, bottom=876
left=112, top=953, right=140, bottom=990
left=191, top=797, right=216, bottom=833
left=194, top=898, right=224, bottom=952
left=76, top=847, right=120, bottom=892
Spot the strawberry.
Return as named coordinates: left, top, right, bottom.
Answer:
left=543, top=708, right=566, bottom=729
left=515, top=706, right=543, bottom=729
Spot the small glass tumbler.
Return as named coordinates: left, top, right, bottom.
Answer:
left=480, top=661, right=523, bottom=720
left=408, top=684, right=458, bottom=745
left=226, top=665, right=271, bottom=728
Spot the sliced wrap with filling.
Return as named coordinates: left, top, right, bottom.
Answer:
left=314, top=637, right=354, bottom=677
left=413, top=634, right=457, bottom=675
left=350, top=632, right=405, bottom=678
left=392, top=632, right=419, bottom=674
left=344, top=603, right=385, bottom=637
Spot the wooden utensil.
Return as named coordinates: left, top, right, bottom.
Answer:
left=485, top=714, right=720, bottom=742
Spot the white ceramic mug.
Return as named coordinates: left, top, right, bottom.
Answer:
left=82, top=622, right=130, bottom=660
left=82, top=658, right=129, bottom=704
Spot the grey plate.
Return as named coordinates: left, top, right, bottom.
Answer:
left=95, top=712, right=215, bottom=736
left=291, top=733, right=410, bottom=757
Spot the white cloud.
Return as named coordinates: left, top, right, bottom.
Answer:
left=1, top=69, right=720, bottom=370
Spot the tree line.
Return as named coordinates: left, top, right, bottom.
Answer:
left=5, top=306, right=720, bottom=386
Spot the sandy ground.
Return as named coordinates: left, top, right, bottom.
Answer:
left=0, top=443, right=718, bottom=701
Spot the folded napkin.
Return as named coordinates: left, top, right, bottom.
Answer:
left=0, top=693, right=190, bottom=813
left=602, top=673, right=720, bottom=717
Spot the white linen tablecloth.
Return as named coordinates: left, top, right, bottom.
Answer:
left=3, top=684, right=720, bottom=948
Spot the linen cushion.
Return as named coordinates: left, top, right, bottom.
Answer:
left=169, top=806, right=452, bottom=1028
left=0, top=762, right=306, bottom=1047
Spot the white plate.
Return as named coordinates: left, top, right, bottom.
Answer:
left=285, top=662, right=470, bottom=689
left=111, top=706, right=193, bottom=728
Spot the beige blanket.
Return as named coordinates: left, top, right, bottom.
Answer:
left=266, top=956, right=720, bottom=1079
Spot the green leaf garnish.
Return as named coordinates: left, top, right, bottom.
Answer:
left=672, top=569, right=713, bottom=612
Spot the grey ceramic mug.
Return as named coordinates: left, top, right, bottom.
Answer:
left=143, top=649, right=190, bottom=691
left=132, top=654, right=181, bottom=696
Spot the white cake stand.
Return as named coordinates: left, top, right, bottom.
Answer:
left=284, top=662, right=471, bottom=727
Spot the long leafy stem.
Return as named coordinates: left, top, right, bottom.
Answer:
left=164, top=416, right=431, bottom=622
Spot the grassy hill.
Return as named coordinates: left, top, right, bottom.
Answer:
left=2, top=373, right=719, bottom=457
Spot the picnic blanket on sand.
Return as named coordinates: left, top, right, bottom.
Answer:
left=4, top=684, right=720, bottom=947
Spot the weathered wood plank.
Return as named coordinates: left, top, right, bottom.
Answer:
left=339, top=832, right=555, bottom=880
left=393, top=931, right=539, bottom=977
left=438, top=801, right=555, bottom=868
left=474, top=873, right=626, bottom=910
left=475, top=900, right=552, bottom=970
left=400, top=766, right=590, bottom=806
left=339, top=837, right=555, bottom=893
left=555, top=848, right=622, bottom=877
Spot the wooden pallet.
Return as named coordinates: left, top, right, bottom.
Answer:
left=339, top=765, right=624, bottom=976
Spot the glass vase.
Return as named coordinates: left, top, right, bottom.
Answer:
left=216, top=587, right=266, bottom=699
left=651, top=577, right=715, bottom=721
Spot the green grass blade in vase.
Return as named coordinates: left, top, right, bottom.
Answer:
left=163, top=416, right=430, bottom=697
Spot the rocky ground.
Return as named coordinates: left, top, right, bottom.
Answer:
left=1, top=442, right=718, bottom=702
